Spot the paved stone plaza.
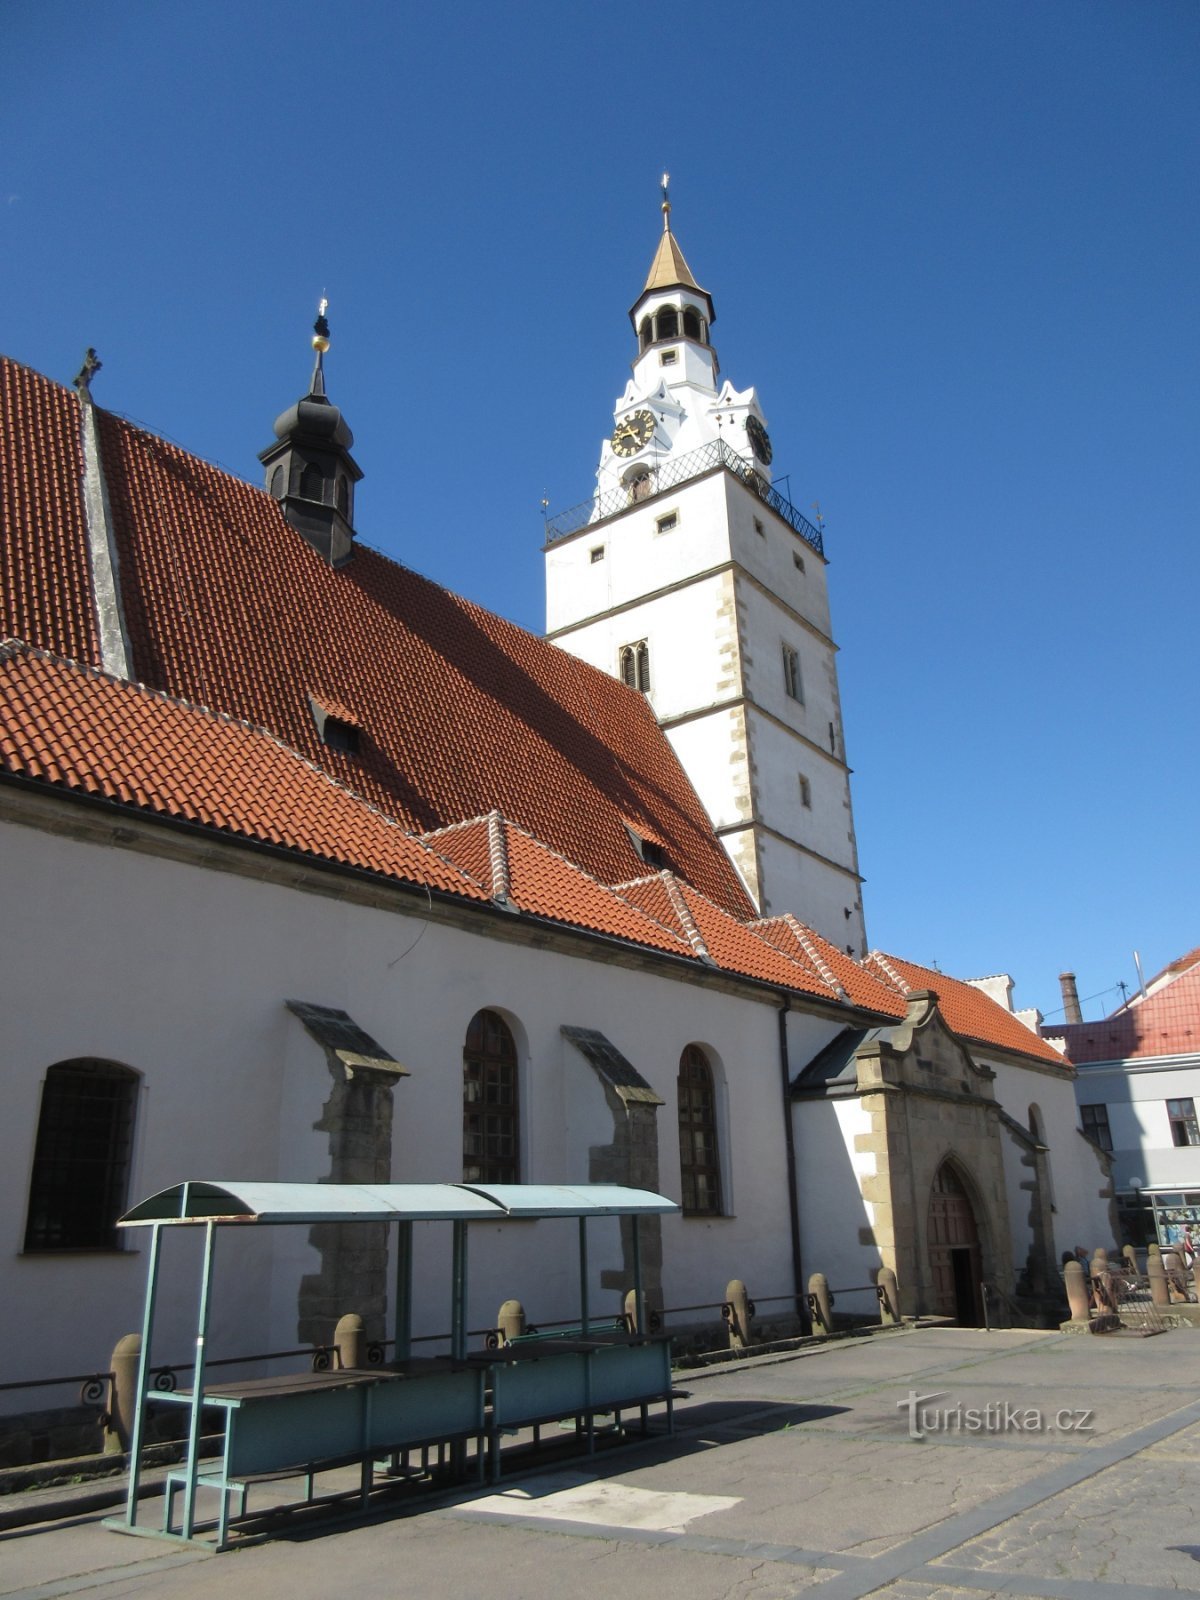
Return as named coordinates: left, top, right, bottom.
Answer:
left=3, top=1327, right=1199, bottom=1600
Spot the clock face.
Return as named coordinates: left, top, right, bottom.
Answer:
left=611, top=409, right=656, bottom=458
left=746, top=414, right=773, bottom=466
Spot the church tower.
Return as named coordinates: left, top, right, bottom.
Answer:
left=545, top=182, right=866, bottom=954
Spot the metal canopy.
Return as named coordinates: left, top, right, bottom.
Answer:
left=118, top=1180, right=678, bottom=1227
left=461, top=1182, right=677, bottom=1217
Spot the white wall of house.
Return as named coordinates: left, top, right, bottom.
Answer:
left=1074, top=1056, right=1200, bottom=1191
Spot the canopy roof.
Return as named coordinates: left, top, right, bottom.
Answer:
left=118, top=1180, right=679, bottom=1226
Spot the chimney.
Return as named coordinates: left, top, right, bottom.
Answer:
left=1058, top=971, right=1083, bottom=1024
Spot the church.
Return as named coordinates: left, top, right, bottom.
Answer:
left=0, top=193, right=1114, bottom=1401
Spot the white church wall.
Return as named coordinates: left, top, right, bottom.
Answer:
left=0, top=812, right=803, bottom=1390
left=986, top=1057, right=1114, bottom=1259
left=791, top=1094, right=881, bottom=1318
left=722, top=478, right=832, bottom=641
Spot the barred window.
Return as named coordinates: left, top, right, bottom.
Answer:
left=463, top=1010, right=519, bottom=1184
left=24, top=1060, right=138, bottom=1251
left=678, top=1044, right=722, bottom=1215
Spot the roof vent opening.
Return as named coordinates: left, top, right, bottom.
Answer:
left=309, top=695, right=362, bottom=755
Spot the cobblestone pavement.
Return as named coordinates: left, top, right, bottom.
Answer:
left=3, top=1327, right=1199, bottom=1600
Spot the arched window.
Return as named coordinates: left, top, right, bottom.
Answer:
left=270, top=465, right=285, bottom=499
left=336, top=476, right=350, bottom=517
left=299, top=463, right=324, bottom=502
left=24, top=1060, right=138, bottom=1251
left=638, top=318, right=653, bottom=352
left=619, top=641, right=651, bottom=692
left=655, top=308, right=679, bottom=341
left=682, top=307, right=701, bottom=341
left=463, top=1010, right=519, bottom=1183
left=678, top=1045, right=722, bottom=1214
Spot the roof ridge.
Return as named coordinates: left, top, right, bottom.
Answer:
left=0, top=640, right=485, bottom=893
left=659, top=871, right=714, bottom=964
left=867, top=950, right=911, bottom=995
left=776, top=913, right=848, bottom=999
left=486, top=809, right=510, bottom=902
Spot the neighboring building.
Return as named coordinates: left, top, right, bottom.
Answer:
left=1046, top=951, right=1200, bottom=1249
left=545, top=184, right=865, bottom=952
left=0, top=203, right=1114, bottom=1403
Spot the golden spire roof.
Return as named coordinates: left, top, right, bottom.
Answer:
left=631, top=174, right=713, bottom=321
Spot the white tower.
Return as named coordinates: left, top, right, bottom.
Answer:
left=545, top=181, right=866, bottom=953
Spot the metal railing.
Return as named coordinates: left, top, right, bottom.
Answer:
left=544, top=439, right=825, bottom=556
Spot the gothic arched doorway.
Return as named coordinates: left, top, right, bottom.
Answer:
left=928, top=1163, right=984, bottom=1325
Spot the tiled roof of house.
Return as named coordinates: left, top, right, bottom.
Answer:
left=0, top=641, right=487, bottom=899
left=863, top=951, right=1067, bottom=1067
left=1048, top=959, right=1200, bottom=1063
left=0, top=354, right=754, bottom=920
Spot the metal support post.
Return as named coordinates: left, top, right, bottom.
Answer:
left=578, top=1216, right=590, bottom=1335
left=181, top=1221, right=217, bottom=1542
left=121, top=1223, right=163, bottom=1528
left=451, top=1221, right=468, bottom=1362
left=394, top=1220, right=413, bottom=1362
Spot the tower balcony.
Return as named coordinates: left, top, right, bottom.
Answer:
left=543, top=439, right=824, bottom=557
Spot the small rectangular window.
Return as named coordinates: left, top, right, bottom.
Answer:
left=1081, top=1104, right=1113, bottom=1152
left=590, top=546, right=605, bottom=563
left=655, top=511, right=678, bottom=535
left=798, top=774, right=812, bottom=809
left=793, top=552, right=806, bottom=572
left=753, top=518, right=765, bottom=537
left=659, top=349, right=678, bottom=367
left=782, top=645, right=803, bottom=703
left=1168, top=1098, right=1199, bottom=1147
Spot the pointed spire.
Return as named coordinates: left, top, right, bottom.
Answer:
left=631, top=175, right=713, bottom=321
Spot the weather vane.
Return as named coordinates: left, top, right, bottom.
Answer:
left=661, top=171, right=671, bottom=230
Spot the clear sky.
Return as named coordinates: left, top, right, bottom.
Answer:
left=5, top=1, right=1198, bottom=1023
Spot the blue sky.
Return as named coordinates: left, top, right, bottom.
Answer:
left=5, top=1, right=1198, bottom=1021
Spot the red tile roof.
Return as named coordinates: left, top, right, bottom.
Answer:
left=863, top=951, right=1067, bottom=1067
left=618, top=872, right=842, bottom=999
left=427, top=814, right=695, bottom=957
left=0, top=355, right=754, bottom=919
left=0, top=642, right=488, bottom=899
left=1048, top=959, right=1200, bottom=1063
left=754, top=915, right=906, bottom=1017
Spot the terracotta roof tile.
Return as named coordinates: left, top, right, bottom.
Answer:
left=429, top=815, right=695, bottom=957
left=0, top=353, right=760, bottom=920
left=1048, top=958, right=1200, bottom=1063
left=864, top=951, right=1066, bottom=1067
left=753, top=915, right=906, bottom=1017
left=0, top=641, right=488, bottom=900
left=617, top=872, right=842, bottom=999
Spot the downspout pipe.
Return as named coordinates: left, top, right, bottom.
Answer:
left=777, top=994, right=810, bottom=1333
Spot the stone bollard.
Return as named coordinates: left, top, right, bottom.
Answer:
left=104, top=1333, right=142, bottom=1455
left=1147, top=1252, right=1170, bottom=1308
left=497, top=1298, right=526, bottom=1345
left=1192, top=1258, right=1200, bottom=1303
left=334, top=1312, right=366, bottom=1371
left=807, top=1272, right=834, bottom=1338
left=876, top=1267, right=901, bottom=1326
left=1162, top=1251, right=1187, bottom=1303
left=724, top=1279, right=754, bottom=1349
left=1063, top=1260, right=1091, bottom=1324
left=1122, top=1244, right=1139, bottom=1276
